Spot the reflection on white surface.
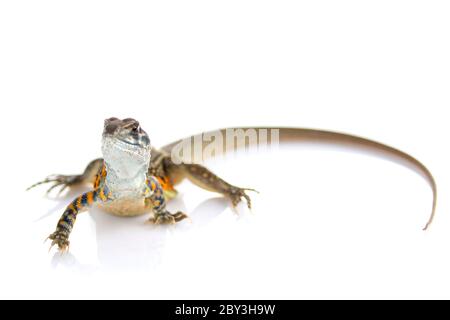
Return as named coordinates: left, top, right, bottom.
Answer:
left=1, top=0, right=448, bottom=299
left=38, top=144, right=433, bottom=273
left=50, top=195, right=231, bottom=271
left=2, top=144, right=445, bottom=299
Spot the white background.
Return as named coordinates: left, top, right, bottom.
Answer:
left=0, top=1, right=448, bottom=299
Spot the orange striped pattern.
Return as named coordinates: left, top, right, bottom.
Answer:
left=156, top=176, right=175, bottom=191
left=94, top=164, right=107, bottom=189
left=87, top=191, right=94, bottom=205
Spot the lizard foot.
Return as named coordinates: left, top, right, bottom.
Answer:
left=47, top=231, right=70, bottom=252
left=147, top=211, right=189, bottom=225
left=228, top=187, right=258, bottom=209
left=27, top=174, right=83, bottom=195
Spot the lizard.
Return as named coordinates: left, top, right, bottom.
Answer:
left=27, top=117, right=437, bottom=252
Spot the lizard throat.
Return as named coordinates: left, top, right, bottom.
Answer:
left=104, top=163, right=148, bottom=198
left=101, top=136, right=151, bottom=198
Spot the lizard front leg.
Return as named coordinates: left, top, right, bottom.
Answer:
left=145, top=176, right=188, bottom=224
left=48, top=186, right=110, bottom=251
left=176, top=163, right=256, bottom=209
left=27, top=158, right=103, bottom=195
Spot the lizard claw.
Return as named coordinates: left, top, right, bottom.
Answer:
left=27, top=174, right=83, bottom=196
left=228, top=187, right=258, bottom=209
left=47, top=231, right=70, bottom=252
left=147, top=211, right=189, bottom=225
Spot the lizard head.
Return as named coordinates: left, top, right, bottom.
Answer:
left=101, top=117, right=151, bottom=180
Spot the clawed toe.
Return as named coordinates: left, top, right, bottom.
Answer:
left=27, top=174, right=82, bottom=195
left=148, top=214, right=175, bottom=225
left=147, top=211, right=188, bottom=225
left=229, top=187, right=258, bottom=209
left=47, top=232, right=70, bottom=252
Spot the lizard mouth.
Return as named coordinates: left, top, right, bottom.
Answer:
left=118, top=138, right=143, bottom=147
left=114, top=138, right=150, bottom=158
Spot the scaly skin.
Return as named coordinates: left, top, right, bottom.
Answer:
left=29, top=120, right=437, bottom=251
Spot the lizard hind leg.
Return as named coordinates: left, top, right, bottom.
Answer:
left=27, top=158, right=103, bottom=196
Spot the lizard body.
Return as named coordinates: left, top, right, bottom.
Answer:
left=28, top=118, right=437, bottom=251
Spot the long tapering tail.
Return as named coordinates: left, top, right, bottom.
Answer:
left=161, top=127, right=437, bottom=230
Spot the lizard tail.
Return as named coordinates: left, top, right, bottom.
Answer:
left=161, top=127, right=437, bottom=230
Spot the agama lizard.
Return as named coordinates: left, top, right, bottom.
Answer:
left=28, top=117, right=437, bottom=251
